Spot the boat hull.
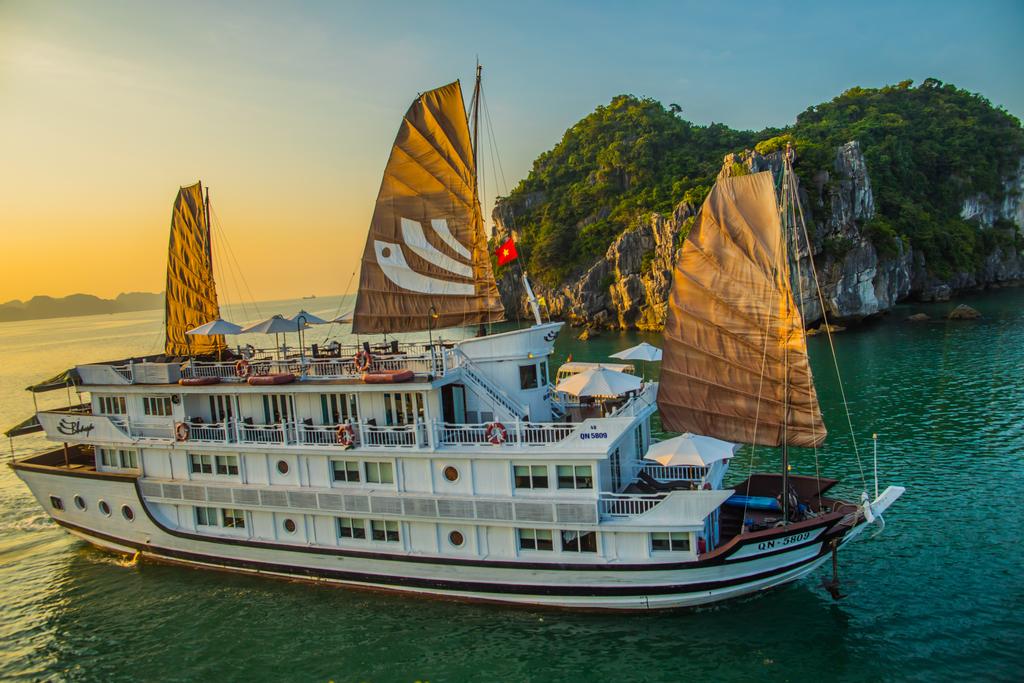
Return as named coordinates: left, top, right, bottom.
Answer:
left=11, top=464, right=888, bottom=610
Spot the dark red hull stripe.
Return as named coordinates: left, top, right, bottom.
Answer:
left=55, top=518, right=828, bottom=597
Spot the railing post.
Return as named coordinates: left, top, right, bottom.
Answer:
left=515, top=420, right=524, bottom=448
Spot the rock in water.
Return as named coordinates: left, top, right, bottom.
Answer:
left=906, top=313, right=930, bottom=322
left=806, top=323, right=847, bottom=337
left=948, top=305, right=982, bottom=320
left=578, top=327, right=600, bottom=341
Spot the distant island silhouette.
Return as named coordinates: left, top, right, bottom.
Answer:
left=0, top=292, right=164, bottom=323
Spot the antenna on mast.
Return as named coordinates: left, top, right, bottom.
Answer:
left=469, top=59, right=482, bottom=182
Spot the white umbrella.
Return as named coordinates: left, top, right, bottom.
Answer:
left=241, top=315, right=308, bottom=361
left=644, top=433, right=738, bottom=468
left=241, top=314, right=307, bottom=335
left=186, top=318, right=244, bottom=336
left=610, top=342, right=662, bottom=379
left=610, top=342, right=663, bottom=362
left=331, top=310, right=354, bottom=323
left=289, top=310, right=329, bottom=325
left=555, top=366, right=643, bottom=398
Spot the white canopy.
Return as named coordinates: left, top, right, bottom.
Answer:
left=290, top=310, right=329, bottom=325
left=555, top=366, right=642, bottom=397
left=241, top=314, right=308, bottom=335
left=331, top=311, right=354, bottom=324
left=610, top=342, right=663, bottom=362
left=185, top=318, right=243, bottom=336
left=643, top=433, right=738, bottom=468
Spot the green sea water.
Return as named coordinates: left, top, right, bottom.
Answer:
left=1, top=290, right=1022, bottom=682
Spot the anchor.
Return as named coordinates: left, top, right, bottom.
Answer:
left=821, top=538, right=847, bottom=600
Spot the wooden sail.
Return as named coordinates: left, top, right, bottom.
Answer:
left=657, top=171, right=826, bottom=447
left=351, top=80, right=505, bottom=334
left=164, top=182, right=225, bottom=357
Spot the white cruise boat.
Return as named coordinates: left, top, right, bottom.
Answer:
left=7, top=72, right=903, bottom=610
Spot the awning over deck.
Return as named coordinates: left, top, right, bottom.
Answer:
left=26, top=367, right=80, bottom=393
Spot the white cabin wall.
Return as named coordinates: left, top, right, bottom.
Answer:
left=439, top=522, right=477, bottom=556
left=251, top=510, right=276, bottom=540
left=142, top=448, right=172, bottom=479
left=486, top=526, right=516, bottom=558
left=244, top=454, right=269, bottom=485
left=472, top=460, right=511, bottom=497
left=407, top=521, right=438, bottom=553
left=269, top=454, right=300, bottom=486
left=431, top=458, right=472, bottom=495
left=400, top=459, right=432, bottom=494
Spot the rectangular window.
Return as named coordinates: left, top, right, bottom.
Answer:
left=189, top=454, right=213, bottom=474
left=143, top=396, right=173, bottom=416
left=519, top=363, right=539, bottom=390
left=221, top=508, right=246, bottom=529
left=651, top=532, right=690, bottom=552
left=337, top=517, right=366, bottom=539
left=365, top=461, right=394, bottom=484
left=100, top=448, right=115, bottom=467
left=208, top=395, right=234, bottom=423
left=514, top=464, right=549, bottom=489
left=560, top=530, right=598, bottom=553
left=557, top=465, right=593, bottom=490
left=98, top=395, right=126, bottom=415
left=321, top=393, right=358, bottom=424
left=195, top=506, right=217, bottom=527
left=331, top=460, right=361, bottom=483
left=215, top=455, right=239, bottom=476
left=119, top=449, right=138, bottom=469
left=384, top=392, right=424, bottom=426
left=371, top=519, right=400, bottom=543
left=539, top=361, right=548, bottom=386
left=518, top=528, right=553, bottom=551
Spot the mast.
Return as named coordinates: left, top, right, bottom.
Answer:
left=204, top=186, right=213, bottom=263
left=780, top=142, right=796, bottom=525
left=470, top=61, right=482, bottom=189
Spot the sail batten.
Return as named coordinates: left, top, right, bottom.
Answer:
left=352, top=80, right=504, bottom=334
left=164, top=182, right=224, bottom=357
left=658, top=171, right=826, bottom=448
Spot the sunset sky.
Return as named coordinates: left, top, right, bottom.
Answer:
left=2, top=0, right=1021, bottom=304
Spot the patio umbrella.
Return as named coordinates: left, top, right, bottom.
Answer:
left=643, top=433, right=738, bottom=468
left=185, top=318, right=243, bottom=360
left=241, top=315, right=309, bottom=360
left=289, top=310, right=328, bottom=359
left=555, top=366, right=643, bottom=398
left=186, top=318, right=244, bottom=336
left=609, top=342, right=662, bottom=379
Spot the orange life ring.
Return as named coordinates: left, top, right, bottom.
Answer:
left=336, top=423, right=355, bottom=447
left=234, top=359, right=251, bottom=378
left=354, top=350, right=373, bottom=372
left=484, top=422, right=507, bottom=446
left=175, top=422, right=190, bottom=442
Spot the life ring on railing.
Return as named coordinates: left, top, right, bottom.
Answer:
left=484, top=422, right=507, bottom=446
left=234, top=359, right=251, bottom=378
left=174, top=422, right=190, bottom=442
left=336, top=423, right=355, bottom=447
left=354, top=350, right=373, bottom=372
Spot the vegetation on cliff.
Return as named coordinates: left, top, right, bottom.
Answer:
left=497, top=79, right=1023, bottom=286
left=499, top=95, right=766, bottom=287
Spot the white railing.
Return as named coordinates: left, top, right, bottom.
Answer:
left=236, top=421, right=290, bottom=445
left=634, top=462, right=708, bottom=483
left=296, top=423, right=342, bottom=447
left=598, top=492, right=666, bottom=518
left=112, top=364, right=134, bottom=382
left=447, top=348, right=528, bottom=420
left=435, top=420, right=575, bottom=447
left=359, top=422, right=424, bottom=448
left=181, top=352, right=442, bottom=381
left=608, top=382, right=658, bottom=417
left=127, top=418, right=175, bottom=440
left=187, top=421, right=231, bottom=443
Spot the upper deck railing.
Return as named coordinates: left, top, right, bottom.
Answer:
left=181, top=346, right=445, bottom=382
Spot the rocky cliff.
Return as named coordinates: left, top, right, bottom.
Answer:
left=495, top=144, right=1024, bottom=329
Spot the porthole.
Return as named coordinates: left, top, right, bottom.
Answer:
left=277, top=460, right=290, bottom=475
left=121, top=505, right=135, bottom=522
left=98, top=500, right=111, bottom=516
left=443, top=465, right=460, bottom=482
left=49, top=496, right=64, bottom=511
left=74, top=495, right=87, bottom=511
left=448, top=530, right=465, bottom=547
left=283, top=518, right=297, bottom=533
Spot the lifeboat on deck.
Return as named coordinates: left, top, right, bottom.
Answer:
left=179, top=376, right=221, bottom=386
left=247, top=373, right=296, bottom=386
left=361, top=369, right=414, bottom=384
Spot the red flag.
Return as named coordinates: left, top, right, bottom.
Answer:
left=496, top=237, right=518, bottom=266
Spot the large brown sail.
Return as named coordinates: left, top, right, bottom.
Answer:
left=657, top=171, right=826, bottom=447
left=164, top=182, right=225, bottom=357
left=352, top=80, right=504, bottom=334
